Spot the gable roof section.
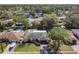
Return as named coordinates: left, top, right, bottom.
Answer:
left=24, top=29, right=48, bottom=40
left=0, top=31, right=24, bottom=41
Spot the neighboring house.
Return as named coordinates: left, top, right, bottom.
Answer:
left=64, top=10, right=70, bottom=14
left=0, top=31, right=24, bottom=42
left=56, top=10, right=66, bottom=20
left=28, top=17, right=43, bottom=22
left=23, top=12, right=30, bottom=17
left=72, top=10, right=79, bottom=14
left=58, top=15, right=66, bottom=20
left=24, top=29, right=48, bottom=44
left=70, top=15, right=79, bottom=24
left=71, top=29, right=79, bottom=38
left=12, top=22, right=24, bottom=30
left=27, top=10, right=43, bottom=18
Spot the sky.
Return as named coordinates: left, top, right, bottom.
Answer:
left=0, top=0, right=79, bottom=4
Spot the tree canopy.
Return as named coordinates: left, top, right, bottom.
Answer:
left=13, top=16, right=29, bottom=29
left=40, top=14, right=58, bottom=30
left=48, top=27, right=73, bottom=53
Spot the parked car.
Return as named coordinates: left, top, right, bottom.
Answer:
left=8, top=42, right=16, bottom=51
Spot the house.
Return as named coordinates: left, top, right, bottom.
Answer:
left=12, top=22, right=24, bottom=30
left=28, top=17, right=43, bottom=22
left=35, top=10, right=43, bottom=17
left=58, top=15, right=66, bottom=20
left=71, top=29, right=79, bottom=38
left=23, top=12, right=30, bottom=17
left=27, top=10, right=43, bottom=18
left=0, top=31, right=24, bottom=42
left=64, top=10, right=70, bottom=14
left=24, top=29, right=48, bottom=44
left=56, top=10, right=66, bottom=20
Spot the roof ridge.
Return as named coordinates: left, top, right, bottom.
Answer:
left=9, top=32, right=19, bottom=40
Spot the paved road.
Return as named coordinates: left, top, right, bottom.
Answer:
left=71, top=40, right=79, bottom=54
left=70, top=31, right=79, bottom=54
left=11, top=52, right=40, bottom=54
left=71, top=45, right=79, bottom=54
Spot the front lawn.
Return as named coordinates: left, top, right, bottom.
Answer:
left=14, top=43, right=40, bottom=52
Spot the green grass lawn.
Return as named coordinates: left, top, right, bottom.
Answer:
left=14, top=43, right=40, bottom=52
left=0, top=43, right=7, bottom=52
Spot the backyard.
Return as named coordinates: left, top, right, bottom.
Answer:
left=14, top=43, right=40, bottom=53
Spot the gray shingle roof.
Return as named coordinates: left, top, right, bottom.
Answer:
left=24, top=29, right=48, bottom=41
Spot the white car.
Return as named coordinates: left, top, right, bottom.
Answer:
left=10, top=42, right=16, bottom=47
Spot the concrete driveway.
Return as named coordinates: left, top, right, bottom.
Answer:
left=71, top=45, right=79, bottom=54
left=3, top=42, right=16, bottom=54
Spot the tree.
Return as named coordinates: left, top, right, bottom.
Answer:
left=31, top=20, right=40, bottom=29
left=20, top=16, right=29, bottom=29
left=48, top=27, right=72, bottom=53
left=13, top=16, right=29, bottom=30
left=6, top=21, right=14, bottom=29
left=0, top=22, right=5, bottom=32
left=65, top=16, right=79, bottom=29
left=40, top=14, right=58, bottom=31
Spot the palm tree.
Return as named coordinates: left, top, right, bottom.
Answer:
left=48, top=27, right=72, bottom=53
